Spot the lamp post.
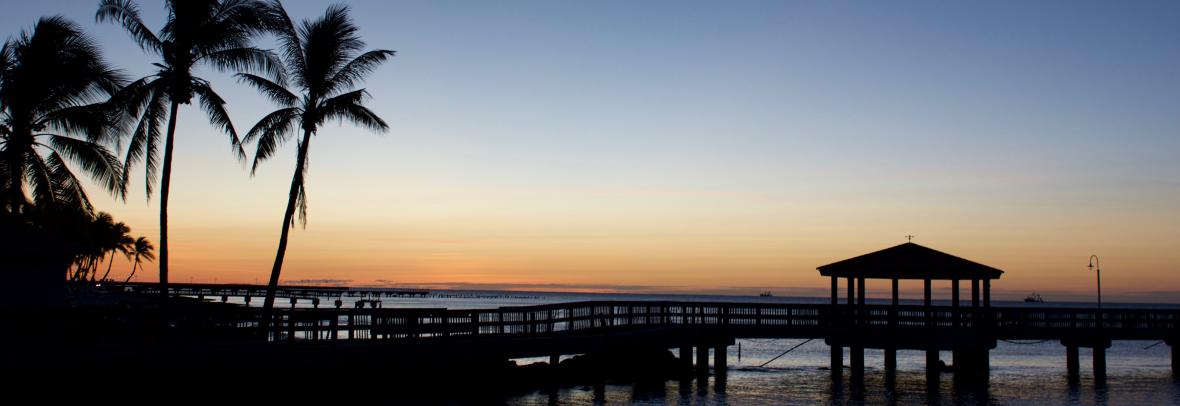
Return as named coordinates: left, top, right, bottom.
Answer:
left=1088, top=255, right=1102, bottom=328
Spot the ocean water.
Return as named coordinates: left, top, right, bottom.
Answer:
left=213, top=290, right=1180, bottom=405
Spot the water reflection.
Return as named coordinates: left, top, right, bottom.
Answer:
left=505, top=339, right=1176, bottom=405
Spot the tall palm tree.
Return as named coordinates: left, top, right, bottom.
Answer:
left=124, top=236, right=155, bottom=282
left=244, top=2, right=393, bottom=329
left=97, top=0, right=277, bottom=303
left=0, top=17, right=125, bottom=215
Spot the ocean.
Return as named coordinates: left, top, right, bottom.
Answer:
left=214, top=289, right=1180, bottom=405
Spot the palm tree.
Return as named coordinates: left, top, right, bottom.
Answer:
left=244, top=2, right=393, bottom=330
left=98, top=219, right=134, bottom=282
left=97, top=0, right=277, bottom=303
left=123, top=236, right=156, bottom=282
left=0, top=17, right=125, bottom=215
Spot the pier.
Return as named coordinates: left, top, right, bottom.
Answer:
left=111, top=282, right=430, bottom=306
left=239, top=243, right=1178, bottom=384
left=21, top=243, right=1179, bottom=386
left=244, top=300, right=1178, bottom=381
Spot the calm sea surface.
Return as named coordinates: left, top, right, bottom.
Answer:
left=217, top=290, right=1180, bottom=405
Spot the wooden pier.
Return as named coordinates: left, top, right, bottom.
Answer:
left=234, top=300, right=1179, bottom=383
left=26, top=243, right=1176, bottom=386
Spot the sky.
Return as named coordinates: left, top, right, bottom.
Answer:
left=4, top=1, right=1180, bottom=301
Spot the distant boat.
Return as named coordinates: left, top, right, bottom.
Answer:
left=1024, top=292, right=1045, bottom=303
left=759, top=291, right=773, bottom=297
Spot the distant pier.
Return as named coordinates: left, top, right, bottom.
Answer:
left=112, top=281, right=430, bottom=306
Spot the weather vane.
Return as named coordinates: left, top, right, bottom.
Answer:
left=906, top=234, right=914, bottom=242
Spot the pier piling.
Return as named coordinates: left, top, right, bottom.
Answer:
left=713, top=344, right=727, bottom=377
left=1093, top=346, right=1107, bottom=382
left=696, top=345, right=709, bottom=375
left=830, top=344, right=843, bottom=380
left=1065, top=343, right=1079, bottom=381
left=680, top=345, right=692, bottom=371
left=926, top=349, right=940, bottom=382
left=850, top=346, right=864, bottom=382
left=1171, top=340, right=1178, bottom=377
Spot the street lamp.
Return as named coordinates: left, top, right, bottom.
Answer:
left=1088, top=255, right=1102, bottom=328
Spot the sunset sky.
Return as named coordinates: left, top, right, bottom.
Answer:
left=5, top=1, right=1180, bottom=301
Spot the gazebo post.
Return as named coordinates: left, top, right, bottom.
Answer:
left=924, top=277, right=938, bottom=383
left=952, top=279, right=960, bottom=328
left=983, top=278, right=992, bottom=333
left=830, top=276, right=838, bottom=326
left=886, top=277, right=899, bottom=374
left=983, top=279, right=991, bottom=308
left=923, top=278, right=932, bottom=325
left=830, top=276, right=842, bottom=381
left=846, top=277, right=854, bottom=306
left=971, top=279, right=980, bottom=308
left=971, top=279, right=981, bottom=329
left=851, top=277, right=866, bottom=382
left=830, top=276, right=838, bottom=307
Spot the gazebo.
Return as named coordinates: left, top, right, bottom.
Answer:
left=816, top=242, right=1003, bottom=382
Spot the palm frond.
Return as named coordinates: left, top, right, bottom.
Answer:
left=245, top=107, right=300, bottom=173
left=45, top=135, right=125, bottom=199
left=45, top=151, right=93, bottom=213
left=201, top=47, right=283, bottom=80
left=96, top=0, right=163, bottom=53
left=299, top=5, right=364, bottom=93
left=265, top=0, right=306, bottom=88
left=317, top=90, right=388, bottom=132
left=123, top=86, right=168, bottom=198
left=23, top=150, right=54, bottom=209
left=192, top=83, right=245, bottom=162
left=236, top=73, right=296, bottom=106
left=37, top=103, right=116, bottom=143
left=324, top=49, right=394, bottom=97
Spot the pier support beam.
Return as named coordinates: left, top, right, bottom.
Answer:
left=714, top=345, right=727, bottom=377
left=926, top=349, right=940, bottom=382
left=1065, top=343, right=1080, bottom=381
left=1093, top=345, right=1107, bottom=382
left=850, top=346, right=864, bottom=382
left=696, top=345, right=709, bottom=375
left=1171, top=340, right=1178, bottom=377
left=680, top=345, right=693, bottom=372
left=550, top=354, right=561, bottom=367
left=884, top=347, right=897, bottom=373
left=953, top=349, right=989, bottom=381
left=830, top=344, right=843, bottom=380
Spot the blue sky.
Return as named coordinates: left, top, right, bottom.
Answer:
left=3, top=1, right=1179, bottom=300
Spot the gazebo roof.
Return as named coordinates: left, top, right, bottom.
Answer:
left=817, top=242, right=1003, bottom=280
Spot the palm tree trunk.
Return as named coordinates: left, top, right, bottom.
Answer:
left=100, top=253, right=115, bottom=282
left=261, top=129, right=313, bottom=335
left=124, top=253, right=140, bottom=283
left=158, top=101, right=180, bottom=306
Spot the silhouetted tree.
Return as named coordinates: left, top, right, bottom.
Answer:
left=244, top=2, right=392, bottom=331
left=65, top=211, right=130, bottom=283
left=98, top=218, right=134, bottom=282
left=123, top=236, right=156, bottom=282
left=0, top=17, right=125, bottom=215
left=97, top=0, right=277, bottom=303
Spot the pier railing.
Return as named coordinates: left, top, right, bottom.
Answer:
left=258, top=301, right=1180, bottom=343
